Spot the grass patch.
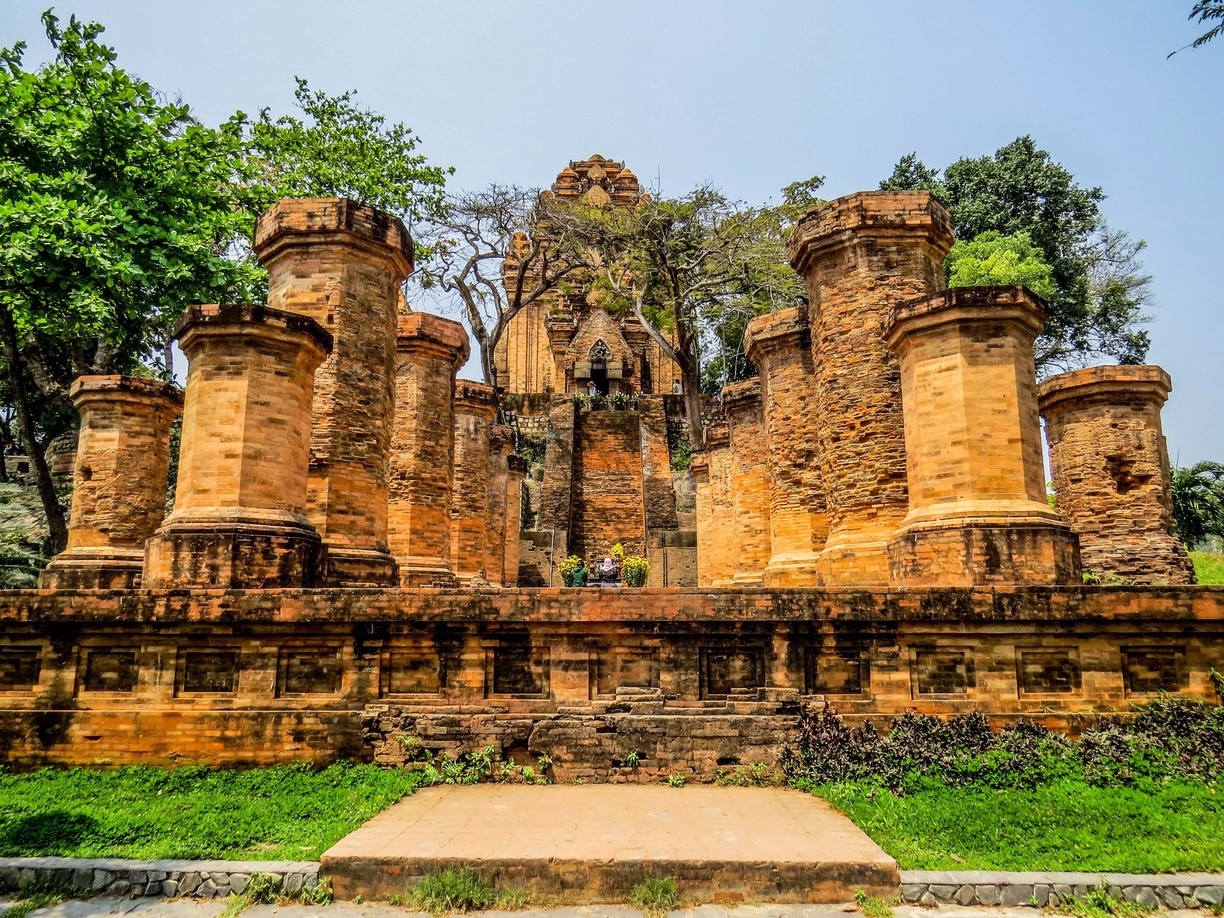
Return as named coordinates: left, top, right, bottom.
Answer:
left=0, top=763, right=427, bottom=861
left=406, top=867, right=521, bottom=914
left=1191, top=551, right=1224, bottom=584
left=854, top=889, right=894, bottom=918
left=1052, top=885, right=1154, bottom=918
left=628, top=876, right=680, bottom=915
left=815, top=778, right=1224, bottom=872
left=1, top=891, right=66, bottom=918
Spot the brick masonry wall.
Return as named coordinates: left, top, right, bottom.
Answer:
left=788, top=191, right=954, bottom=586
left=537, top=396, right=575, bottom=556
left=1040, top=366, right=1195, bottom=585
left=639, top=395, right=679, bottom=532
left=0, top=586, right=1219, bottom=774
left=450, top=382, right=497, bottom=583
left=571, top=410, right=646, bottom=559
left=485, top=426, right=513, bottom=586
left=694, top=424, right=736, bottom=587
left=723, top=381, right=770, bottom=585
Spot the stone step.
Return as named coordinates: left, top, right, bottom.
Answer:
left=321, top=784, right=897, bottom=904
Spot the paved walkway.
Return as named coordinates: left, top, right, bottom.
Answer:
left=322, top=785, right=897, bottom=903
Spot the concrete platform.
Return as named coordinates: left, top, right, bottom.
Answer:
left=321, top=785, right=898, bottom=904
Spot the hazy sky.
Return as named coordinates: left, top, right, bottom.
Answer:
left=3, top=1, right=1221, bottom=463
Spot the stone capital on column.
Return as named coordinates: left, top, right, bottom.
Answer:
left=254, top=197, right=414, bottom=280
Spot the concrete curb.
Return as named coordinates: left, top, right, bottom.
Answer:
left=900, top=871, right=1224, bottom=910
left=0, top=857, right=319, bottom=899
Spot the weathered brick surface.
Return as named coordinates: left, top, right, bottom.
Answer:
left=504, top=456, right=527, bottom=586
left=788, top=191, right=954, bottom=585
left=743, top=308, right=826, bottom=586
left=1040, top=366, right=1195, bottom=584
left=694, top=424, right=735, bottom=587
left=0, top=586, right=1219, bottom=772
left=571, top=409, right=646, bottom=559
left=254, top=198, right=413, bottom=586
left=41, top=377, right=182, bottom=590
left=639, top=395, right=679, bottom=532
left=142, top=305, right=331, bottom=589
left=883, top=287, right=1080, bottom=585
left=723, top=381, right=770, bottom=585
left=388, top=314, right=469, bottom=587
left=537, top=396, right=575, bottom=557
left=485, top=426, right=514, bottom=586
left=450, top=381, right=498, bottom=583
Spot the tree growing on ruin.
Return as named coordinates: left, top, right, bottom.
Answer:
left=879, top=136, right=1151, bottom=373
left=415, top=186, right=591, bottom=385
left=551, top=185, right=803, bottom=443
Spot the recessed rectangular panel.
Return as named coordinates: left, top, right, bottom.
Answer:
left=280, top=649, right=342, bottom=695
left=913, top=648, right=974, bottom=695
left=805, top=649, right=867, bottom=695
left=595, top=649, right=658, bottom=696
left=1018, top=651, right=1080, bottom=694
left=702, top=649, right=764, bottom=699
left=180, top=651, right=239, bottom=694
left=0, top=649, right=41, bottom=691
left=492, top=642, right=549, bottom=697
left=1123, top=649, right=1185, bottom=695
left=385, top=651, right=441, bottom=695
left=82, top=650, right=138, bottom=693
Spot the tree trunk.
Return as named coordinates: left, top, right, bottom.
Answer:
left=681, top=361, right=704, bottom=449
left=0, top=305, right=69, bottom=551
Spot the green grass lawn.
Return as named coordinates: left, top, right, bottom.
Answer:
left=814, top=779, right=1224, bottom=873
left=1191, top=551, right=1224, bottom=585
left=0, top=763, right=426, bottom=861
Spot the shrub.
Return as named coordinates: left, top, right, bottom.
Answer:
left=628, top=876, right=679, bottom=914
left=610, top=543, right=625, bottom=563
left=621, top=555, right=649, bottom=587
left=409, top=868, right=496, bottom=914
left=557, top=555, right=582, bottom=587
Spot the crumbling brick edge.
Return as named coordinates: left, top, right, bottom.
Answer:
left=0, top=857, right=318, bottom=899
left=899, top=871, right=1224, bottom=910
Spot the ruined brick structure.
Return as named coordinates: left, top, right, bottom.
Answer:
left=14, top=188, right=1213, bottom=778
left=1040, top=366, right=1195, bottom=584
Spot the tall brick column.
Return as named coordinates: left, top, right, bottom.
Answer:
left=788, top=191, right=955, bottom=585
left=723, top=380, right=770, bottom=586
left=884, top=287, right=1080, bottom=585
left=40, top=377, right=182, bottom=590
left=450, top=381, right=498, bottom=584
left=504, top=454, right=527, bottom=586
left=388, top=313, right=469, bottom=587
left=485, top=424, right=514, bottom=587
left=743, top=307, right=826, bottom=586
left=1039, top=365, right=1194, bottom=584
left=143, top=305, right=331, bottom=588
left=694, top=423, right=736, bottom=587
left=253, top=198, right=412, bottom=586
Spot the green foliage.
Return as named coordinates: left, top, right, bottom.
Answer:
left=610, top=542, right=625, bottom=563
left=621, top=555, right=649, bottom=587
left=0, top=762, right=427, bottom=860
left=815, top=779, right=1224, bottom=872
left=249, top=77, right=450, bottom=237
left=406, top=744, right=552, bottom=786
left=408, top=868, right=498, bottom=915
left=1171, top=2, right=1224, bottom=55
left=714, top=762, right=783, bottom=787
left=880, top=137, right=1150, bottom=372
left=665, top=772, right=686, bottom=787
left=1198, top=552, right=1224, bottom=585
left=2, top=890, right=66, bottom=917
left=1172, top=462, right=1224, bottom=547
left=557, top=554, right=582, bottom=587
left=1053, top=885, right=1155, bottom=918
left=855, top=889, right=895, bottom=918
left=245, top=873, right=281, bottom=904
left=946, top=231, right=1056, bottom=301
left=628, top=876, right=680, bottom=914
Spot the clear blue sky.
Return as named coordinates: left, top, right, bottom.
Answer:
left=3, top=1, right=1221, bottom=463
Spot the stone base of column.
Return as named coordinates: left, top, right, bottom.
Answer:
left=143, top=518, right=325, bottom=589
left=763, top=552, right=823, bottom=587
left=1081, top=536, right=1196, bottom=586
left=399, top=561, right=459, bottom=588
left=731, top=571, right=765, bottom=587
left=40, top=548, right=145, bottom=590
left=321, top=548, right=399, bottom=587
left=888, top=514, right=1081, bottom=587
left=817, top=521, right=899, bottom=587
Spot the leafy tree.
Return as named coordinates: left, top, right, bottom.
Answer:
left=946, top=231, right=1056, bottom=300
left=248, top=78, right=451, bottom=239
left=553, top=184, right=802, bottom=442
left=880, top=137, right=1151, bottom=373
left=1171, top=461, right=1224, bottom=548
left=415, top=186, right=590, bottom=384
left=0, top=12, right=262, bottom=547
left=1170, top=2, right=1224, bottom=56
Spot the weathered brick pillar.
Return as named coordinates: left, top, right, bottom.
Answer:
left=253, top=198, right=412, bottom=586
left=723, top=380, right=770, bottom=586
left=743, top=307, right=826, bottom=586
left=388, top=312, right=469, bottom=587
left=788, top=191, right=955, bottom=585
left=40, top=377, right=182, bottom=589
left=884, top=287, right=1080, bottom=585
left=450, top=381, right=498, bottom=584
left=694, top=423, right=736, bottom=587
left=504, top=454, right=527, bottom=586
left=485, top=425, right=514, bottom=587
left=1039, top=365, right=1194, bottom=584
left=143, top=305, right=331, bottom=588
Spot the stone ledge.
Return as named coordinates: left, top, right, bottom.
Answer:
left=0, top=856, right=318, bottom=899
left=900, top=870, right=1224, bottom=910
